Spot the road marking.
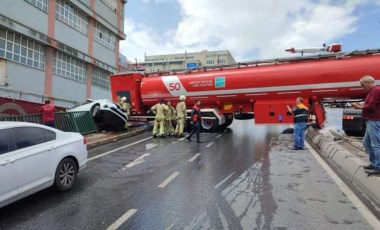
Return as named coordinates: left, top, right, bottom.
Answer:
left=214, top=171, right=236, bottom=189
left=158, top=172, right=180, bottom=188
left=166, top=219, right=179, bottom=230
left=88, top=137, right=152, bottom=161
left=216, top=135, right=221, bottom=139
left=146, top=143, right=158, bottom=150
left=122, top=153, right=151, bottom=170
left=306, top=142, right=380, bottom=229
left=178, top=137, right=186, bottom=141
left=107, top=209, right=137, bottom=230
left=206, top=142, right=214, bottom=148
left=189, top=153, right=201, bottom=162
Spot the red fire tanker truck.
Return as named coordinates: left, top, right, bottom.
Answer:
left=110, top=49, right=380, bottom=133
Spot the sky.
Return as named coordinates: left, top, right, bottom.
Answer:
left=120, top=0, right=380, bottom=63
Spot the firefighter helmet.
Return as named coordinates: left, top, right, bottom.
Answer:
left=179, top=95, right=186, bottom=101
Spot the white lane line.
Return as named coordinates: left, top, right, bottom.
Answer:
left=165, top=219, right=179, bottom=230
left=214, top=171, right=236, bottom=189
left=122, top=153, right=151, bottom=170
left=146, top=143, right=158, bottom=150
left=88, top=137, right=152, bottom=161
left=306, top=142, right=380, bottom=229
left=158, top=172, right=180, bottom=188
left=206, top=142, right=214, bottom=148
left=107, top=209, right=137, bottom=230
left=178, top=137, right=186, bottom=141
left=216, top=135, right=221, bottom=139
left=189, top=153, right=201, bottom=162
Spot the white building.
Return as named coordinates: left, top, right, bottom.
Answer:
left=144, top=50, right=236, bottom=73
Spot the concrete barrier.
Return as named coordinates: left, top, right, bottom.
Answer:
left=86, top=127, right=148, bottom=149
left=306, top=127, right=380, bottom=209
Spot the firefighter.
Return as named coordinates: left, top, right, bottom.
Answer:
left=186, top=100, right=202, bottom=143
left=151, top=99, right=168, bottom=138
left=116, top=95, right=122, bottom=107
left=120, top=96, right=131, bottom=116
left=174, top=95, right=187, bottom=137
left=165, top=101, right=176, bottom=136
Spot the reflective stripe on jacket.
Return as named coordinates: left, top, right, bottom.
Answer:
left=292, top=103, right=308, bottom=123
left=176, top=101, right=186, bottom=118
left=151, top=103, right=168, bottom=119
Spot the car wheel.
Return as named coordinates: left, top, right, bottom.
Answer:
left=91, top=104, right=101, bottom=118
left=54, top=158, right=77, bottom=192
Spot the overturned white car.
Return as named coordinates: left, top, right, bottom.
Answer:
left=69, top=99, right=127, bottom=131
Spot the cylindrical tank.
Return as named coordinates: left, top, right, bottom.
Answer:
left=140, top=55, right=380, bottom=107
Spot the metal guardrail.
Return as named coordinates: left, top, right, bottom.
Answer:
left=0, top=113, right=42, bottom=123
left=0, top=112, right=98, bottom=135
left=55, top=111, right=98, bottom=135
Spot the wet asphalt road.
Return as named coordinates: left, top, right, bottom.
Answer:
left=0, top=120, right=374, bottom=229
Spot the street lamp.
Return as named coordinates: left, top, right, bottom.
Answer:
left=135, top=58, right=137, bottom=71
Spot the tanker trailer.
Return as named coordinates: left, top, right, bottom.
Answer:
left=110, top=49, right=380, bottom=132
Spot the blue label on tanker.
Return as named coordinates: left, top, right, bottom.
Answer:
left=215, top=77, right=225, bottom=88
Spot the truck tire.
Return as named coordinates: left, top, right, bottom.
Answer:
left=201, top=119, right=216, bottom=131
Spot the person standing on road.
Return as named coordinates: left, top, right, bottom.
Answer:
left=352, top=75, right=380, bottom=171
left=186, top=100, right=202, bottom=143
left=165, top=101, right=176, bottom=136
left=120, top=96, right=131, bottom=129
left=39, top=99, right=56, bottom=128
left=151, top=99, right=168, bottom=138
left=287, top=97, right=309, bottom=150
left=174, top=95, right=187, bottom=137
left=120, top=96, right=131, bottom=116
left=116, top=95, right=122, bottom=107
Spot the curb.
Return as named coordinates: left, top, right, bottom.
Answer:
left=86, top=127, right=148, bottom=149
left=306, top=128, right=380, bottom=209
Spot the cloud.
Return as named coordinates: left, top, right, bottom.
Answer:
left=120, top=19, right=181, bottom=61
left=121, top=0, right=367, bottom=62
left=140, top=0, right=175, bottom=3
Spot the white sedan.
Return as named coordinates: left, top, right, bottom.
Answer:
left=69, top=99, right=127, bottom=131
left=0, top=122, right=88, bottom=208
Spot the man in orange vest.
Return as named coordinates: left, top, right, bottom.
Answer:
left=287, top=97, right=309, bottom=150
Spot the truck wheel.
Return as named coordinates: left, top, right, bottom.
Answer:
left=54, top=158, right=77, bottom=192
left=224, top=118, right=233, bottom=127
left=201, top=119, right=215, bottom=130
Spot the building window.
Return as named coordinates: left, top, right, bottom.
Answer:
left=92, top=66, right=110, bottom=90
left=53, top=51, right=86, bottom=83
left=56, top=0, right=89, bottom=35
left=0, top=28, right=45, bottom=70
left=218, top=59, right=226, bottom=64
left=101, top=0, right=117, bottom=12
left=94, top=22, right=116, bottom=50
left=24, top=0, right=48, bottom=12
left=206, top=60, right=214, bottom=65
